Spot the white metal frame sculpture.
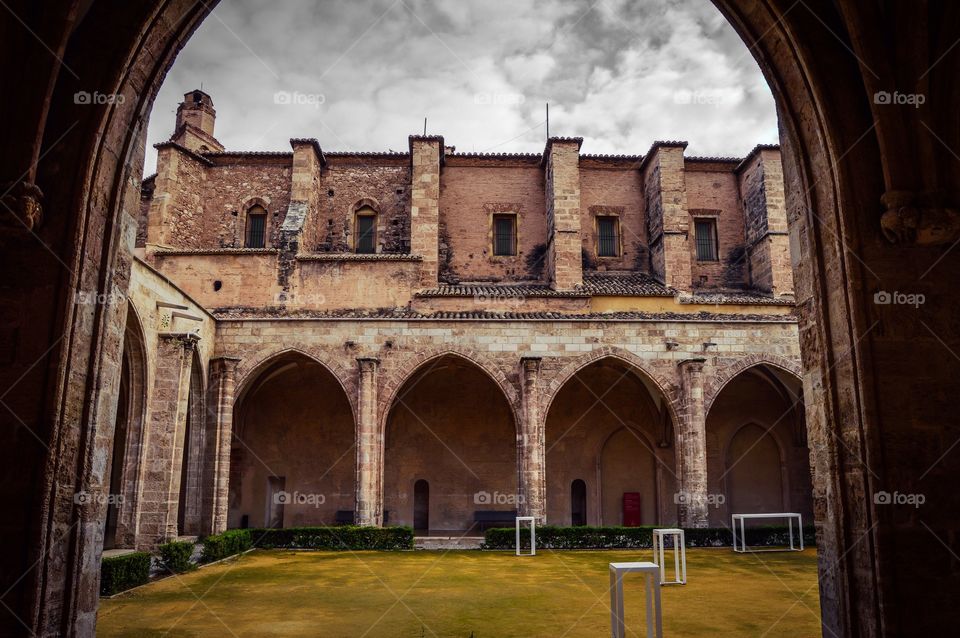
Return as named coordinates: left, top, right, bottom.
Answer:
left=731, top=512, right=804, bottom=552
left=608, top=562, right=663, bottom=638
left=515, top=516, right=536, bottom=556
left=651, top=528, right=686, bottom=585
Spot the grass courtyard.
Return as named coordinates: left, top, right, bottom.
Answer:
left=97, top=548, right=821, bottom=637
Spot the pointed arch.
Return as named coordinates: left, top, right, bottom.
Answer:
left=234, top=347, right=357, bottom=424
left=705, top=354, right=802, bottom=415
left=378, top=347, right=520, bottom=436
left=542, top=347, right=680, bottom=431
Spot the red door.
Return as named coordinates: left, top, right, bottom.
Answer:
left=623, top=492, right=642, bottom=527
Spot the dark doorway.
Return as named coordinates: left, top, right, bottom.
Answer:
left=176, top=403, right=192, bottom=535
left=571, top=479, right=587, bottom=526
left=414, top=479, right=429, bottom=532
left=104, top=356, right=130, bottom=550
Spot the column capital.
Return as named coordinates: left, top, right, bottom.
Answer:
left=521, top=356, right=542, bottom=373
left=677, top=357, right=706, bottom=371
left=159, top=331, right=201, bottom=351
left=357, top=356, right=380, bottom=371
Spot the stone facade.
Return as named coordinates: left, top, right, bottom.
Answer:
left=105, top=91, right=814, bottom=546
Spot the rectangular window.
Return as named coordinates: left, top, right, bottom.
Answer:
left=356, top=214, right=376, bottom=253
left=245, top=214, right=266, bottom=248
left=597, top=216, right=619, bottom=257
left=695, top=218, right=719, bottom=261
left=493, top=214, right=517, bottom=256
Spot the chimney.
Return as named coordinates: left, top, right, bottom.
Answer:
left=544, top=137, right=584, bottom=291
left=171, top=89, right=224, bottom=153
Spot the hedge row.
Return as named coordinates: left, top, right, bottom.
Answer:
left=482, top=525, right=816, bottom=550
left=248, top=525, right=414, bottom=550
left=201, top=529, right=253, bottom=564
left=157, top=540, right=196, bottom=574
left=100, top=552, right=151, bottom=596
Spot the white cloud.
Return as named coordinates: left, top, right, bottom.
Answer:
left=143, top=0, right=778, bottom=174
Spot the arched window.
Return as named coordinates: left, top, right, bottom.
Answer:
left=354, top=205, right=377, bottom=254
left=245, top=205, right=267, bottom=248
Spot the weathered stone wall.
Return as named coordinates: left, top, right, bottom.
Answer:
left=686, top=163, right=750, bottom=290
left=439, top=158, right=546, bottom=282
left=579, top=159, right=648, bottom=272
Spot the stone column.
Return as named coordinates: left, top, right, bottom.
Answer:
left=137, top=333, right=199, bottom=545
left=355, top=357, right=382, bottom=526
left=519, top=357, right=546, bottom=522
left=676, top=358, right=709, bottom=528
left=206, top=356, right=240, bottom=535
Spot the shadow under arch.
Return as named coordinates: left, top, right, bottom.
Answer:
left=705, top=355, right=803, bottom=416
left=721, top=421, right=789, bottom=516
left=377, top=348, right=520, bottom=437
left=542, top=348, right=680, bottom=433
left=234, top=347, right=358, bottom=426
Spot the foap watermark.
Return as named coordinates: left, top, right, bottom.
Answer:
left=274, top=90, right=325, bottom=109
left=474, top=92, right=526, bottom=106
left=674, top=491, right=725, bottom=508
left=274, top=291, right=327, bottom=306
left=74, top=90, right=125, bottom=105
left=74, top=290, right=126, bottom=306
left=874, top=490, right=925, bottom=508
left=673, top=89, right=729, bottom=108
left=474, top=490, right=524, bottom=506
left=274, top=490, right=326, bottom=507
left=74, top=491, right=124, bottom=506
left=874, top=90, right=925, bottom=108
left=474, top=292, right=525, bottom=308
left=874, top=290, right=925, bottom=308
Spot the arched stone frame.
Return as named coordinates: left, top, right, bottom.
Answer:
left=540, top=347, right=682, bottom=434
left=20, top=0, right=955, bottom=633
left=239, top=196, right=272, bottom=248
left=704, top=354, right=803, bottom=416
left=113, top=301, right=150, bottom=548
left=377, top=347, right=522, bottom=436
left=719, top=420, right=791, bottom=516
left=593, top=424, right=667, bottom=527
left=233, top=347, right=359, bottom=427
left=540, top=348, right=681, bottom=526
left=350, top=197, right=382, bottom=254
left=377, top=348, right=522, bottom=527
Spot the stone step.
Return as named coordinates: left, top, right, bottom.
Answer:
left=414, top=536, right=485, bottom=550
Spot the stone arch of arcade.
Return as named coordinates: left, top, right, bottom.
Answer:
left=381, top=352, right=519, bottom=533
left=542, top=353, right=678, bottom=528
left=229, top=350, right=357, bottom=529
left=7, top=1, right=960, bottom=635
left=705, top=361, right=812, bottom=528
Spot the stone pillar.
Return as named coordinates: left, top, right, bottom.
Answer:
left=355, top=357, right=382, bottom=526
left=409, top=135, right=442, bottom=287
left=738, top=146, right=793, bottom=298
left=206, top=356, right=240, bottom=535
left=676, top=358, right=709, bottom=528
left=544, top=137, right=583, bottom=291
left=642, top=142, right=692, bottom=292
left=519, top=357, right=545, bottom=522
left=137, top=333, right=199, bottom=545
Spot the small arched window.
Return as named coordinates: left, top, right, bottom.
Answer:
left=245, top=205, right=267, bottom=248
left=354, top=205, right=377, bottom=254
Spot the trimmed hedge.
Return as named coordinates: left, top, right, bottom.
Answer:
left=201, top=529, right=253, bottom=564
left=157, top=540, right=196, bottom=573
left=248, top=526, right=414, bottom=550
left=482, top=525, right=815, bottom=550
left=100, top=551, right=151, bottom=596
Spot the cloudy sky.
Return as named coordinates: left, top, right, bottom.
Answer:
left=144, top=0, right=779, bottom=175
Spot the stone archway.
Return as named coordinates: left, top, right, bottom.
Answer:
left=3, top=2, right=959, bottom=635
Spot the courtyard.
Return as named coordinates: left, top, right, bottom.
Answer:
left=97, top=548, right=821, bottom=637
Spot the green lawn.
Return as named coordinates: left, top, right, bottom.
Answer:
left=97, top=548, right=821, bottom=637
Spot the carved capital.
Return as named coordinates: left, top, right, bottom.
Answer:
left=880, top=190, right=960, bottom=245
left=0, top=181, right=43, bottom=232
